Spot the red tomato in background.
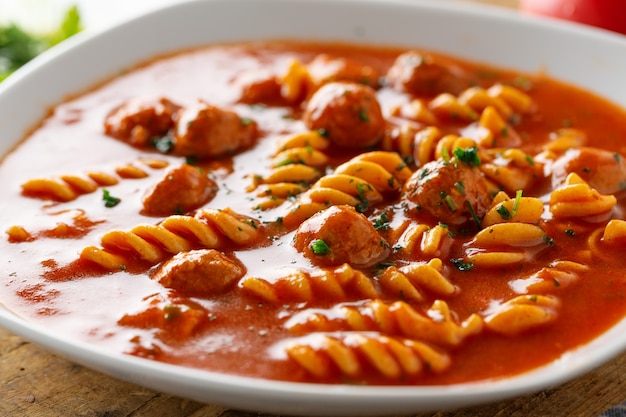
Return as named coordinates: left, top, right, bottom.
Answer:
left=520, top=0, right=626, bottom=35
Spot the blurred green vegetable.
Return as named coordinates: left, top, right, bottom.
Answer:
left=0, top=6, right=82, bottom=82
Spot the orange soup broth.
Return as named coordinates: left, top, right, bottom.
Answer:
left=1, top=41, right=626, bottom=385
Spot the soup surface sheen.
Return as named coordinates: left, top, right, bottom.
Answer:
left=2, top=41, right=626, bottom=385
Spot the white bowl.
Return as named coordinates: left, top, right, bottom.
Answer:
left=1, top=0, right=626, bottom=415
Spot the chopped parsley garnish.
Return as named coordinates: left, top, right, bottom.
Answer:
left=152, top=135, right=175, bottom=153
left=465, top=200, right=481, bottom=229
left=450, top=258, right=474, bottom=272
left=375, top=262, right=394, bottom=273
left=316, top=128, right=329, bottom=138
left=163, top=305, right=181, bottom=320
left=185, top=155, right=199, bottom=166
left=274, top=157, right=295, bottom=167
left=441, top=147, right=451, bottom=164
left=310, top=239, right=330, bottom=255
left=565, top=229, right=576, bottom=237
left=373, top=211, right=390, bottom=231
left=358, top=109, right=370, bottom=122
left=443, top=194, right=457, bottom=212
left=496, top=205, right=511, bottom=220
left=102, top=189, right=121, bottom=208
left=355, top=183, right=370, bottom=213
left=454, top=181, right=465, bottom=196
left=453, top=147, right=481, bottom=167
left=512, top=190, right=523, bottom=217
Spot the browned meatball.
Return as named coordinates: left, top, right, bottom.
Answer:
left=152, top=249, right=245, bottom=297
left=308, top=54, right=380, bottom=90
left=237, top=69, right=285, bottom=105
left=403, top=158, right=492, bottom=226
left=303, top=82, right=385, bottom=148
left=142, top=164, right=217, bottom=216
left=386, top=51, right=467, bottom=97
left=293, top=205, right=390, bottom=268
left=550, top=147, right=626, bottom=195
left=174, top=100, right=258, bottom=158
left=104, top=97, right=180, bottom=147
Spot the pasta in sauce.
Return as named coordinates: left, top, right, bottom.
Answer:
left=3, top=40, right=626, bottom=385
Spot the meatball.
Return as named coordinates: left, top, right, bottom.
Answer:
left=237, top=69, right=285, bottom=105
left=104, top=97, right=180, bottom=147
left=308, top=54, right=380, bottom=90
left=152, top=249, right=245, bottom=297
left=142, top=164, right=217, bottom=216
left=385, top=51, right=468, bottom=97
left=303, top=82, right=385, bottom=148
left=550, top=147, right=626, bottom=195
left=293, top=205, right=390, bottom=268
left=174, top=100, right=258, bottom=159
left=403, top=158, right=492, bottom=226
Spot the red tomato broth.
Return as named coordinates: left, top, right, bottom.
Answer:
left=1, top=40, right=626, bottom=386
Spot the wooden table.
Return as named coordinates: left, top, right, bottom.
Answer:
left=3, top=1, right=626, bottom=416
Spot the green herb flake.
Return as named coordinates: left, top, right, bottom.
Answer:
left=443, top=195, right=457, bottom=212
left=454, top=181, right=465, bottom=196
left=373, top=211, right=390, bottom=231
left=453, top=147, right=481, bottom=167
left=274, top=157, right=294, bottom=167
left=496, top=205, right=511, bottom=220
left=512, top=190, right=523, bottom=217
left=163, top=305, right=181, bottom=321
left=102, top=189, right=121, bottom=208
left=310, top=239, right=331, bottom=255
left=152, top=135, right=175, bottom=154
left=450, top=258, right=474, bottom=272
left=441, top=147, right=451, bottom=164
left=465, top=200, right=481, bottom=229
left=565, top=229, right=576, bottom=237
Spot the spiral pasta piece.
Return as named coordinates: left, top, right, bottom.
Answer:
left=393, top=223, right=452, bottom=258
left=6, top=225, right=33, bottom=243
left=602, top=219, right=626, bottom=245
left=378, top=258, right=456, bottom=302
left=482, top=191, right=544, bottom=227
left=510, top=260, right=589, bottom=294
left=252, top=131, right=331, bottom=210
left=280, top=58, right=313, bottom=103
left=549, top=173, right=617, bottom=221
left=80, top=208, right=261, bottom=270
left=283, top=332, right=451, bottom=380
left=484, top=294, right=561, bottom=336
left=239, top=263, right=378, bottom=304
left=389, top=99, right=438, bottom=125
left=283, top=151, right=412, bottom=227
left=429, top=93, right=479, bottom=122
left=21, top=159, right=169, bottom=202
left=479, top=148, right=541, bottom=193
left=463, top=222, right=552, bottom=268
left=542, top=128, right=587, bottom=153
left=287, top=298, right=482, bottom=347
